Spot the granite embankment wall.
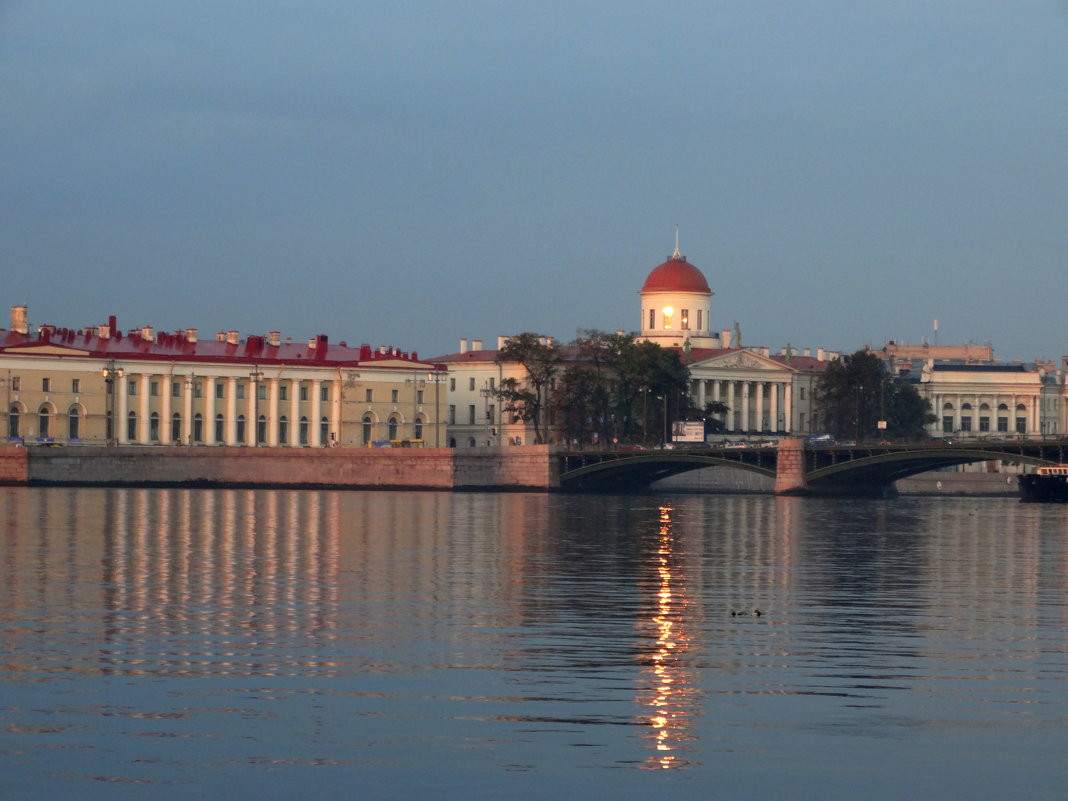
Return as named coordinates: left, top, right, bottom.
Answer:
left=0, top=445, right=557, bottom=491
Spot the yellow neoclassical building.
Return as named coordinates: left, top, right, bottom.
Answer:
left=2, top=306, right=448, bottom=448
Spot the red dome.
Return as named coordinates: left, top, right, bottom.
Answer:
left=640, top=257, right=710, bottom=294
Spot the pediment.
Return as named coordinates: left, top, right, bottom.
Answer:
left=1, top=342, right=92, bottom=357
left=691, top=349, right=793, bottom=373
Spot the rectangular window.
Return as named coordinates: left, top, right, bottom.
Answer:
left=1016, top=417, right=1026, bottom=434
left=11, top=377, right=19, bottom=391
left=320, top=386, right=329, bottom=402
left=172, top=381, right=181, bottom=397
left=448, top=404, right=456, bottom=424
left=216, top=383, right=225, bottom=399
left=979, top=416, right=990, bottom=432
left=237, top=384, right=246, bottom=400
left=649, top=309, right=655, bottom=329
left=150, top=381, right=159, bottom=397
left=417, top=390, right=424, bottom=405
left=279, top=385, right=287, bottom=401
left=300, top=386, right=308, bottom=401
left=365, top=388, right=373, bottom=402
left=489, top=377, right=495, bottom=389
left=960, top=417, right=972, bottom=432
left=193, top=382, right=203, bottom=399
left=71, top=379, right=80, bottom=393
left=697, top=310, right=703, bottom=331
left=468, top=405, right=476, bottom=424
left=942, top=416, right=953, bottom=433
left=391, top=389, right=399, bottom=403
left=488, top=403, right=495, bottom=421
left=42, top=378, right=50, bottom=392
left=997, top=417, right=1008, bottom=432
left=257, top=384, right=266, bottom=400
left=681, top=309, right=689, bottom=330
left=449, top=378, right=456, bottom=391
left=128, top=380, right=137, bottom=395
left=469, top=377, right=475, bottom=391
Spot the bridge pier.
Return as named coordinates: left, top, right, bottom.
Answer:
left=774, top=437, right=808, bottom=495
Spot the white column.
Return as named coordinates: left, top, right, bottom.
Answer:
left=755, top=381, right=765, bottom=433
left=204, top=377, right=216, bottom=445
left=770, top=382, right=779, bottom=433
left=310, top=379, right=322, bottom=447
left=117, top=373, right=129, bottom=444
left=725, top=382, right=735, bottom=431
left=160, top=377, right=172, bottom=445
left=226, top=377, right=238, bottom=445
left=182, top=376, right=194, bottom=445
left=783, top=383, right=793, bottom=433
left=289, top=379, right=300, bottom=446
left=268, top=378, right=280, bottom=447
left=955, top=394, right=962, bottom=433
left=139, top=376, right=151, bottom=443
left=331, top=379, right=342, bottom=446
left=741, top=381, right=751, bottom=432
left=697, top=379, right=706, bottom=411
left=246, top=378, right=257, bottom=446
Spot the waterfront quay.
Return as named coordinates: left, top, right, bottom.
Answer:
left=2, top=438, right=1064, bottom=495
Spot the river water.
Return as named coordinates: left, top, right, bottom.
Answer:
left=2, top=486, right=1067, bottom=800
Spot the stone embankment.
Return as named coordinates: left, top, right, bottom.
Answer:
left=0, top=445, right=558, bottom=492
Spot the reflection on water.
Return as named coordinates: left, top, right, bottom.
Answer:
left=2, top=488, right=1068, bottom=800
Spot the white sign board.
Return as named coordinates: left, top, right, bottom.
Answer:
left=672, top=421, right=705, bottom=443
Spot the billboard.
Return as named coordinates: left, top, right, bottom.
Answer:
left=672, top=421, right=705, bottom=443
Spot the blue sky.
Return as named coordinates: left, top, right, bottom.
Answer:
left=3, top=1, right=1067, bottom=361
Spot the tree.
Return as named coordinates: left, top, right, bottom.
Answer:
left=816, top=350, right=934, bottom=441
left=496, top=333, right=561, bottom=444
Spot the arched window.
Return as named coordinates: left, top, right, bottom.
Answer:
left=68, top=407, right=80, bottom=440
left=278, top=415, right=288, bottom=445
left=214, top=413, right=224, bottom=443
left=320, top=416, right=330, bottom=446
left=468, top=437, right=476, bottom=447
left=257, top=414, right=267, bottom=445
left=194, top=413, right=204, bottom=443
left=237, top=415, right=246, bottom=444
left=414, top=416, right=424, bottom=440
left=942, top=402, right=954, bottom=410
left=150, top=412, right=160, bottom=442
left=449, top=437, right=457, bottom=448
left=362, top=414, right=374, bottom=445
left=171, top=412, right=181, bottom=443
left=127, top=411, right=137, bottom=441
left=388, top=416, right=400, bottom=441
left=38, top=405, right=51, bottom=439
left=299, top=416, right=309, bottom=446
left=8, top=405, right=21, bottom=439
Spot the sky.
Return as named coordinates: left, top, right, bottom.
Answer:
left=3, top=1, right=1067, bottom=362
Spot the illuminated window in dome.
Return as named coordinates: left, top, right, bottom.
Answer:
left=681, top=309, right=689, bottom=330
left=648, top=309, right=655, bottom=329
left=662, top=306, right=673, bottom=329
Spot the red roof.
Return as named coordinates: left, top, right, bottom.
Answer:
left=640, top=257, right=711, bottom=294
left=0, top=325, right=445, bottom=371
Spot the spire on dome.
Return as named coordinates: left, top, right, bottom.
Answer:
left=671, top=224, right=684, bottom=261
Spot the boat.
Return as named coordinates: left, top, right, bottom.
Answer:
left=1018, top=466, right=1068, bottom=503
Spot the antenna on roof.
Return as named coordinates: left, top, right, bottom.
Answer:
left=672, top=224, right=682, bottom=260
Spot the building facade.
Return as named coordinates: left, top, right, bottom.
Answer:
left=2, top=307, right=447, bottom=448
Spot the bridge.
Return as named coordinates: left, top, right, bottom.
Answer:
left=557, top=439, right=1068, bottom=495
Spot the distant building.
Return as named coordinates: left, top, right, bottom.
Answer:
left=2, top=306, right=447, bottom=448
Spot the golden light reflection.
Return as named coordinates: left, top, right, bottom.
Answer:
left=637, top=504, right=701, bottom=769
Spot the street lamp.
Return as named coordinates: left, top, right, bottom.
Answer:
left=480, top=384, right=495, bottom=446
left=406, top=370, right=427, bottom=445
left=102, top=361, right=124, bottom=446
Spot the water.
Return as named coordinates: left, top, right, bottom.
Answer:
left=2, top=486, right=1067, bottom=799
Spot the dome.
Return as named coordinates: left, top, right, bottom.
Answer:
left=640, top=255, right=710, bottom=294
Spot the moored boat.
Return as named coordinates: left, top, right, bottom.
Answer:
left=1018, top=466, right=1068, bottom=503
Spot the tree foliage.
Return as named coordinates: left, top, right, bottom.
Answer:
left=816, top=350, right=935, bottom=441
left=496, top=333, right=562, bottom=444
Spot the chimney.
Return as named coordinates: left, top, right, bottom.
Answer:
left=760, top=346, right=769, bottom=357
left=141, top=326, right=154, bottom=341
left=226, top=330, right=239, bottom=345
left=817, top=347, right=826, bottom=361
left=803, top=348, right=811, bottom=357
left=10, top=305, right=28, bottom=334
left=459, top=338, right=468, bottom=354
left=268, top=331, right=280, bottom=346
left=498, top=336, right=509, bottom=349
left=308, top=337, right=317, bottom=349
left=472, top=339, right=483, bottom=352
left=721, top=329, right=732, bottom=349
left=185, top=328, right=198, bottom=343
left=97, top=324, right=110, bottom=340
